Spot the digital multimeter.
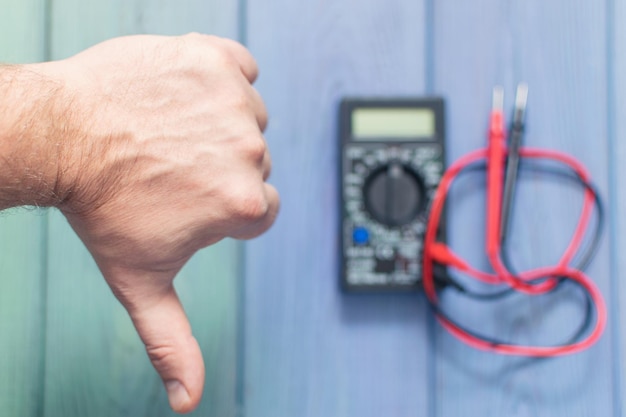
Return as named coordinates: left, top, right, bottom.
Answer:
left=339, top=98, right=446, bottom=291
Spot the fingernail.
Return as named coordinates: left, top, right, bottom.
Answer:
left=165, top=380, right=190, bottom=411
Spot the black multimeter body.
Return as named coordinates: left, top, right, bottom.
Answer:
left=339, top=98, right=446, bottom=292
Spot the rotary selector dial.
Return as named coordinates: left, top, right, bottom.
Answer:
left=363, top=162, right=426, bottom=227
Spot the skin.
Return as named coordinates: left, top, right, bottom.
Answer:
left=0, top=33, right=279, bottom=413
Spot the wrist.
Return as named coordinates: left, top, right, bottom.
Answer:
left=0, top=63, right=75, bottom=209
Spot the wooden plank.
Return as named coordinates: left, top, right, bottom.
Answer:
left=0, top=0, right=46, bottom=63
left=43, top=2, right=241, bottom=416
left=433, top=1, right=614, bottom=416
left=611, top=0, right=626, bottom=412
left=47, top=0, right=238, bottom=59
left=0, top=1, right=47, bottom=416
left=0, top=211, right=46, bottom=417
left=244, top=1, right=431, bottom=416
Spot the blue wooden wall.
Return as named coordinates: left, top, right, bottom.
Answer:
left=0, top=0, right=622, bottom=416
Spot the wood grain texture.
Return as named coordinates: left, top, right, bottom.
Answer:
left=48, top=0, right=238, bottom=60
left=433, top=1, right=614, bottom=416
left=612, top=0, right=626, bottom=412
left=0, top=2, right=47, bottom=416
left=0, top=0, right=46, bottom=63
left=0, top=210, right=47, bottom=417
left=244, top=1, right=431, bottom=416
left=1, top=1, right=622, bottom=416
left=43, top=2, right=242, bottom=415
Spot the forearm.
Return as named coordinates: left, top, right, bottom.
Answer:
left=0, top=64, right=71, bottom=209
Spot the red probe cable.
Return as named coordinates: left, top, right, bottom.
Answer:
left=422, top=88, right=606, bottom=356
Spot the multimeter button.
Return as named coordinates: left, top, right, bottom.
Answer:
left=352, top=227, right=370, bottom=245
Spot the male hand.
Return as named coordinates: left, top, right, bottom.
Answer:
left=41, top=34, right=278, bottom=413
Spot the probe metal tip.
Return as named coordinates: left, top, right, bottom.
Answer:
left=513, top=83, right=529, bottom=125
left=492, top=86, right=504, bottom=111
left=515, top=83, right=529, bottom=110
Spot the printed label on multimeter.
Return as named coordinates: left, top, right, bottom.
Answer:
left=340, top=98, right=446, bottom=291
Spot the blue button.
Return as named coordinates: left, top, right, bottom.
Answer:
left=353, top=227, right=370, bottom=245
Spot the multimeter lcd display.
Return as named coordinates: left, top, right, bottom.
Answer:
left=340, top=98, right=445, bottom=292
left=352, top=108, right=436, bottom=140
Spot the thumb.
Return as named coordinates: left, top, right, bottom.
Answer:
left=115, top=278, right=205, bottom=414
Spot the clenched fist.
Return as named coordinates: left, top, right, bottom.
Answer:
left=0, top=34, right=278, bottom=413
